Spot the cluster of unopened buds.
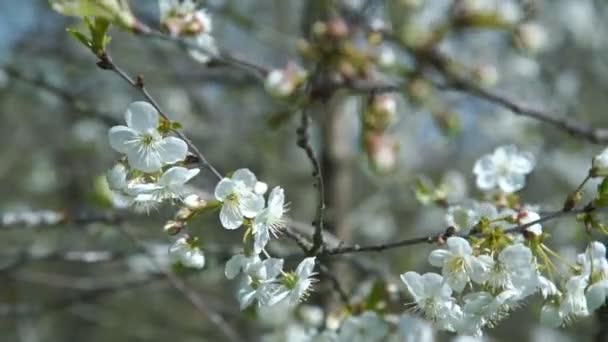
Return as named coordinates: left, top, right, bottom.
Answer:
left=264, top=62, right=308, bottom=99
left=297, top=16, right=395, bottom=84
left=362, top=94, right=399, bottom=173
left=105, top=101, right=318, bottom=308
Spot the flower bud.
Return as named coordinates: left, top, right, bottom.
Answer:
left=175, top=207, right=193, bottom=221
left=326, top=18, right=349, bottom=39
left=365, top=133, right=398, bottom=173
left=164, top=220, right=184, bottom=235
left=264, top=63, right=308, bottom=98
left=183, top=194, right=207, bottom=210
left=254, top=181, right=268, bottom=195
left=515, top=22, right=547, bottom=54
left=592, top=148, right=608, bottom=177
left=473, top=64, right=499, bottom=87
left=518, top=210, right=542, bottom=237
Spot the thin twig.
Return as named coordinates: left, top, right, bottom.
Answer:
left=116, top=224, right=244, bottom=342
left=96, top=52, right=223, bottom=180
left=318, top=263, right=352, bottom=310
left=296, top=109, right=326, bottom=255
left=135, top=26, right=269, bottom=77
left=438, top=70, right=608, bottom=144
left=323, top=204, right=597, bottom=256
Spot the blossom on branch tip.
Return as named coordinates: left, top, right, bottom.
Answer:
left=108, top=101, right=187, bottom=173
left=473, top=145, right=535, bottom=193
left=214, top=168, right=265, bottom=229
left=236, top=257, right=284, bottom=309
left=428, top=237, right=490, bottom=292
left=273, top=257, right=317, bottom=305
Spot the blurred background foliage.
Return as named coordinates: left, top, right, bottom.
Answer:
left=1, top=0, right=608, bottom=341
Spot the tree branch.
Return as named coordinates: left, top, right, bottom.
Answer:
left=323, top=204, right=597, bottom=256
left=116, top=224, right=244, bottom=342
left=296, top=109, right=326, bottom=255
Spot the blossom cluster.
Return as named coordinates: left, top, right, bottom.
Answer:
left=400, top=144, right=608, bottom=336
left=215, top=169, right=318, bottom=309
left=105, top=103, right=318, bottom=305
left=106, top=101, right=198, bottom=212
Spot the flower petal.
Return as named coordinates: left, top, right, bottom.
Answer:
left=586, top=280, right=608, bottom=311
left=232, top=168, right=257, bottom=189
left=158, top=136, right=188, bottom=164
left=476, top=172, right=497, bottom=191
left=253, top=224, right=270, bottom=254
left=125, top=101, right=159, bottom=132
left=160, top=167, right=199, bottom=186
left=214, top=179, right=235, bottom=201
left=421, top=272, right=448, bottom=297
left=225, top=254, right=245, bottom=279
left=108, top=126, right=138, bottom=154
left=473, top=155, right=496, bottom=175
left=239, top=192, right=265, bottom=218
left=447, top=237, right=472, bottom=255
left=127, top=148, right=163, bottom=173
left=498, top=172, right=526, bottom=193
left=428, top=250, right=450, bottom=267
left=540, top=304, right=563, bottom=328
left=401, top=272, right=424, bottom=300
left=296, top=257, right=316, bottom=278
left=511, top=152, right=535, bottom=174
left=219, top=204, right=243, bottom=230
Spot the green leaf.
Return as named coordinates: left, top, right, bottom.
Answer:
left=595, top=178, right=608, bottom=207
left=364, top=281, right=388, bottom=312
left=67, top=28, right=92, bottom=49
left=171, top=121, right=183, bottom=130
left=413, top=176, right=435, bottom=205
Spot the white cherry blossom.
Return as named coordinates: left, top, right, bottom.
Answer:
left=108, top=101, right=187, bottom=172
left=214, top=168, right=265, bottom=229
left=428, top=237, right=489, bottom=292
left=130, top=166, right=199, bottom=203
left=273, top=257, right=317, bottom=305
left=225, top=253, right=261, bottom=280
left=484, top=244, right=540, bottom=296
left=237, top=257, right=284, bottom=309
left=473, top=145, right=535, bottom=193
left=400, top=271, right=460, bottom=330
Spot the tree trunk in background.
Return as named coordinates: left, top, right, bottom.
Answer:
left=318, top=94, right=356, bottom=309
left=301, top=0, right=356, bottom=309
